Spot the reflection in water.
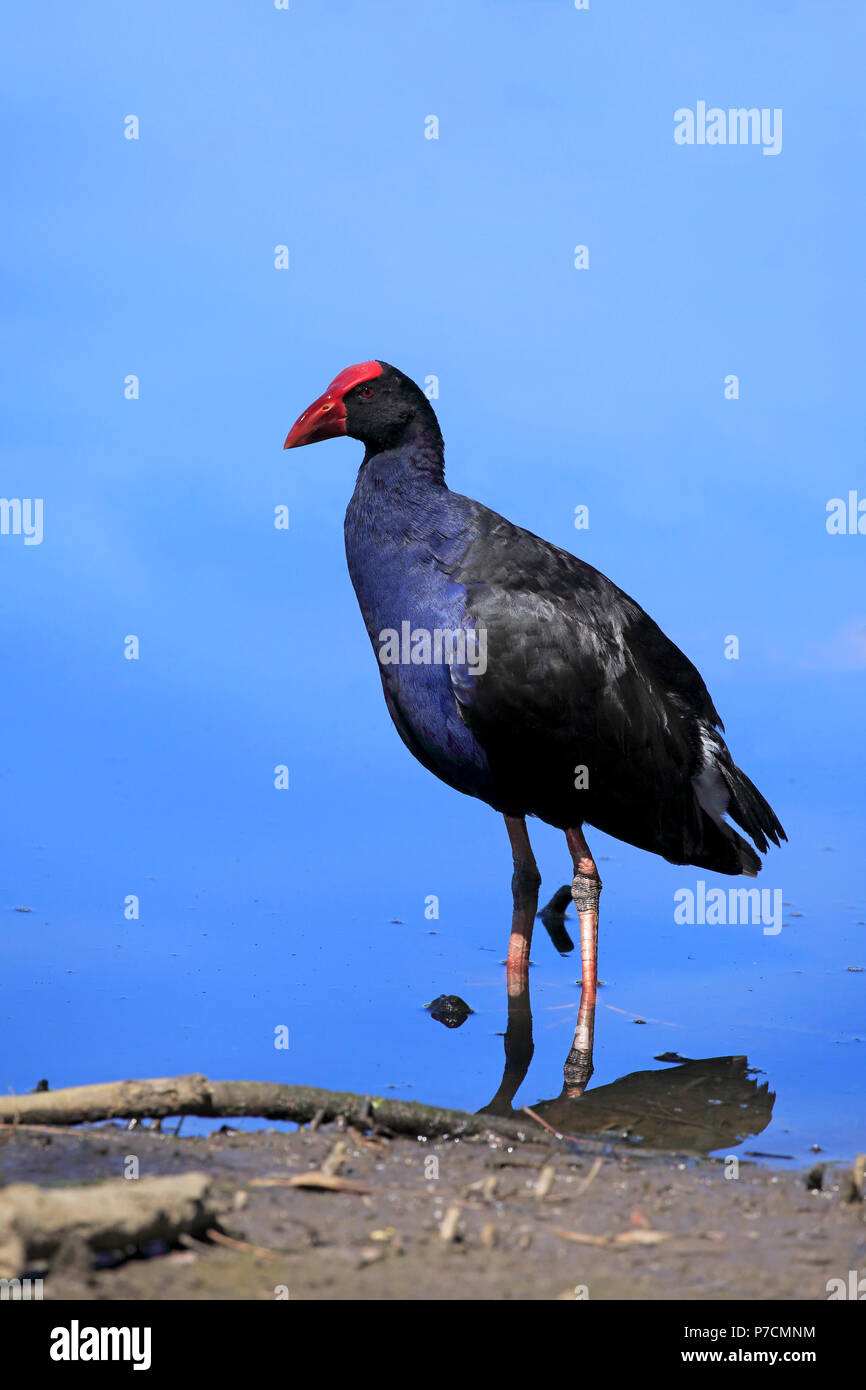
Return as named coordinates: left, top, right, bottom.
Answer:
left=478, top=888, right=775, bottom=1155
left=532, top=1056, right=775, bottom=1154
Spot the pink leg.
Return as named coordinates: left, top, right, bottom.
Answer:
left=565, top=826, right=601, bottom=1000
left=564, top=987, right=597, bottom=1096
left=563, top=826, right=602, bottom=1093
left=504, top=815, right=541, bottom=998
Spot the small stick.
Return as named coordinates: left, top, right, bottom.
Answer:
left=522, top=1105, right=563, bottom=1139
left=575, top=1155, right=604, bottom=1196
left=321, top=1140, right=347, bottom=1177
left=204, top=1229, right=280, bottom=1260
left=534, top=1164, right=556, bottom=1199
left=439, top=1206, right=461, bottom=1243
left=555, top=1228, right=609, bottom=1247
left=521, top=1105, right=610, bottom=1154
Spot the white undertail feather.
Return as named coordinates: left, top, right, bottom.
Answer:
left=693, top=727, right=730, bottom=827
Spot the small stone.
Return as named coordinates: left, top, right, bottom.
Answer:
left=805, top=1164, right=825, bottom=1191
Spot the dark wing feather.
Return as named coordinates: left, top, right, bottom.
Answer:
left=448, top=502, right=783, bottom=871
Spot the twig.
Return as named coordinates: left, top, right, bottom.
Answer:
left=555, top=1228, right=609, bottom=1247
left=321, top=1140, right=347, bottom=1177
left=0, top=1123, right=87, bottom=1138
left=521, top=1106, right=610, bottom=1154
left=575, top=1155, right=604, bottom=1196
left=282, top=1173, right=372, bottom=1194
left=439, top=1206, right=461, bottom=1243
left=534, top=1164, right=556, bottom=1199
left=0, top=1074, right=544, bottom=1145
left=204, top=1228, right=280, bottom=1260
left=522, top=1105, right=563, bottom=1139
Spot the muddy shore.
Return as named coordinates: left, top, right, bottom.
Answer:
left=1, top=1120, right=863, bottom=1300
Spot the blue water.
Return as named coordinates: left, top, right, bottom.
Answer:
left=2, top=662, right=863, bottom=1162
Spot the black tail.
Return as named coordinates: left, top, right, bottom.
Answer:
left=720, top=760, right=786, bottom=856
left=689, top=751, right=787, bottom=877
left=690, top=817, right=764, bottom=877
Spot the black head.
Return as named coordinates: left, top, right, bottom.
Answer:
left=284, top=360, right=441, bottom=454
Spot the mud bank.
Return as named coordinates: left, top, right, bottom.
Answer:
left=1, top=1120, right=863, bottom=1301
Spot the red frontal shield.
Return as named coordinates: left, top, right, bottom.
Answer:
left=284, top=361, right=383, bottom=448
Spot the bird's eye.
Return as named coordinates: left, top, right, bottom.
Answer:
left=360, top=385, right=375, bottom=398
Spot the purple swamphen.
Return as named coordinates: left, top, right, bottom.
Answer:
left=285, top=360, right=785, bottom=1085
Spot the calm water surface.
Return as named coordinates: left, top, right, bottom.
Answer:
left=3, top=668, right=863, bottom=1167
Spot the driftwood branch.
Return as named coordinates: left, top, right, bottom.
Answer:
left=0, top=1074, right=542, bottom=1144
left=0, top=1173, right=233, bottom=1277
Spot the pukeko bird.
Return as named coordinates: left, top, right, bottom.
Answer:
left=285, top=360, right=785, bottom=1082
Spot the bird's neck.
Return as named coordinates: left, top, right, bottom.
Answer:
left=345, top=429, right=463, bottom=590
left=360, top=419, right=445, bottom=492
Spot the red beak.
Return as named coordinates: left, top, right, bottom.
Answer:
left=283, top=360, right=383, bottom=450
left=283, top=390, right=346, bottom=449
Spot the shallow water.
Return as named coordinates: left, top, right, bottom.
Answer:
left=3, top=669, right=863, bottom=1166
